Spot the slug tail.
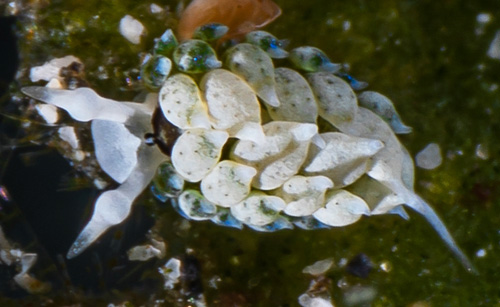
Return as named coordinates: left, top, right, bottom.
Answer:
left=407, top=194, right=477, bottom=274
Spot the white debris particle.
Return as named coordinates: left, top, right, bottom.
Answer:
left=0, top=251, right=12, bottom=265
left=343, top=285, right=377, bottom=306
left=475, top=13, right=492, bottom=35
left=150, top=238, right=167, bottom=258
left=209, top=275, right=221, bottom=289
left=119, top=15, right=145, bottom=45
left=29, top=55, right=82, bottom=82
left=487, top=30, right=500, bottom=60
left=475, top=248, right=486, bottom=258
left=476, top=13, right=492, bottom=24
left=446, top=149, right=464, bottom=160
left=230, top=256, right=240, bottom=266
left=93, top=178, right=108, bottom=190
left=6, top=1, right=19, bottom=15
left=475, top=143, right=489, bottom=160
left=35, top=104, right=59, bottom=124
left=10, top=249, right=23, bottom=258
left=159, top=258, right=181, bottom=289
left=337, top=258, right=348, bottom=268
left=336, top=278, right=349, bottom=289
left=74, top=150, right=85, bottom=161
left=0, top=227, right=50, bottom=293
left=343, top=20, right=351, bottom=31
left=58, top=126, right=79, bottom=149
left=415, top=143, right=442, bottom=170
left=298, top=294, right=334, bottom=307
left=150, top=3, right=163, bottom=14
left=379, top=261, right=392, bottom=272
left=418, top=268, right=431, bottom=276
left=302, top=258, right=334, bottom=276
left=127, top=244, right=162, bottom=261
left=13, top=270, right=51, bottom=294
left=178, top=219, right=191, bottom=232
left=46, top=78, right=63, bottom=89
left=96, top=66, right=109, bottom=80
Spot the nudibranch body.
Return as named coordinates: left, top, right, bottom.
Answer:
left=23, top=22, right=473, bottom=272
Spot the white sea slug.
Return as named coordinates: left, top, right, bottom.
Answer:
left=22, top=27, right=474, bottom=272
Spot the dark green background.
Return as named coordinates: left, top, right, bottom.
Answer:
left=1, top=0, right=500, bottom=305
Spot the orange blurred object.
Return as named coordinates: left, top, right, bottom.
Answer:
left=177, top=0, right=282, bottom=41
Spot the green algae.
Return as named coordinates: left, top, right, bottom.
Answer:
left=3, top=0, right=500, bottom=305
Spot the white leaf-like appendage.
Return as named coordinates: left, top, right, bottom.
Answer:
left=401, top=146, right=415, bottom=190
left=171, top=129, right=229, bottom=182
left=357, top=91, right=412, bottom=134
left=201, top=69, right=265, bottom=143
left=159, top=73, right=211, bottom=130
left=346, top=175, right=404, bottom=215
left=279, top=175, right=333, bottom=217
left=232, top=121, right=317, bottom=190
left=201, top=160, right=257, bottom=207
left=246, top=216, right=294, bottom=232
left=255, top=142, right=310, bottom=190
left=67, top=144, right=167, bottom=259
left=304, top=132, right=384, bottom=187
left=178, top=190, right=217, bottom=220
left=270, top=67, right=318, bottom=123
left=313, top=190, right=370, bottom=227
left=338, top=107, right=406, bottom=187
left=226, top=43, right=280, bottom=107
left=21, top=87, right=148, bottom=123
left=231, top=192, right=286, bottom=226
left=231, top=121, right=294, bottom=162
left=307, top=73, right=358, bottom=129
left=92, top=120, right=141, bottom=184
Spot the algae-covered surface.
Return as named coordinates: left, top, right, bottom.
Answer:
left=1, top=0, right=500, bottom=305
